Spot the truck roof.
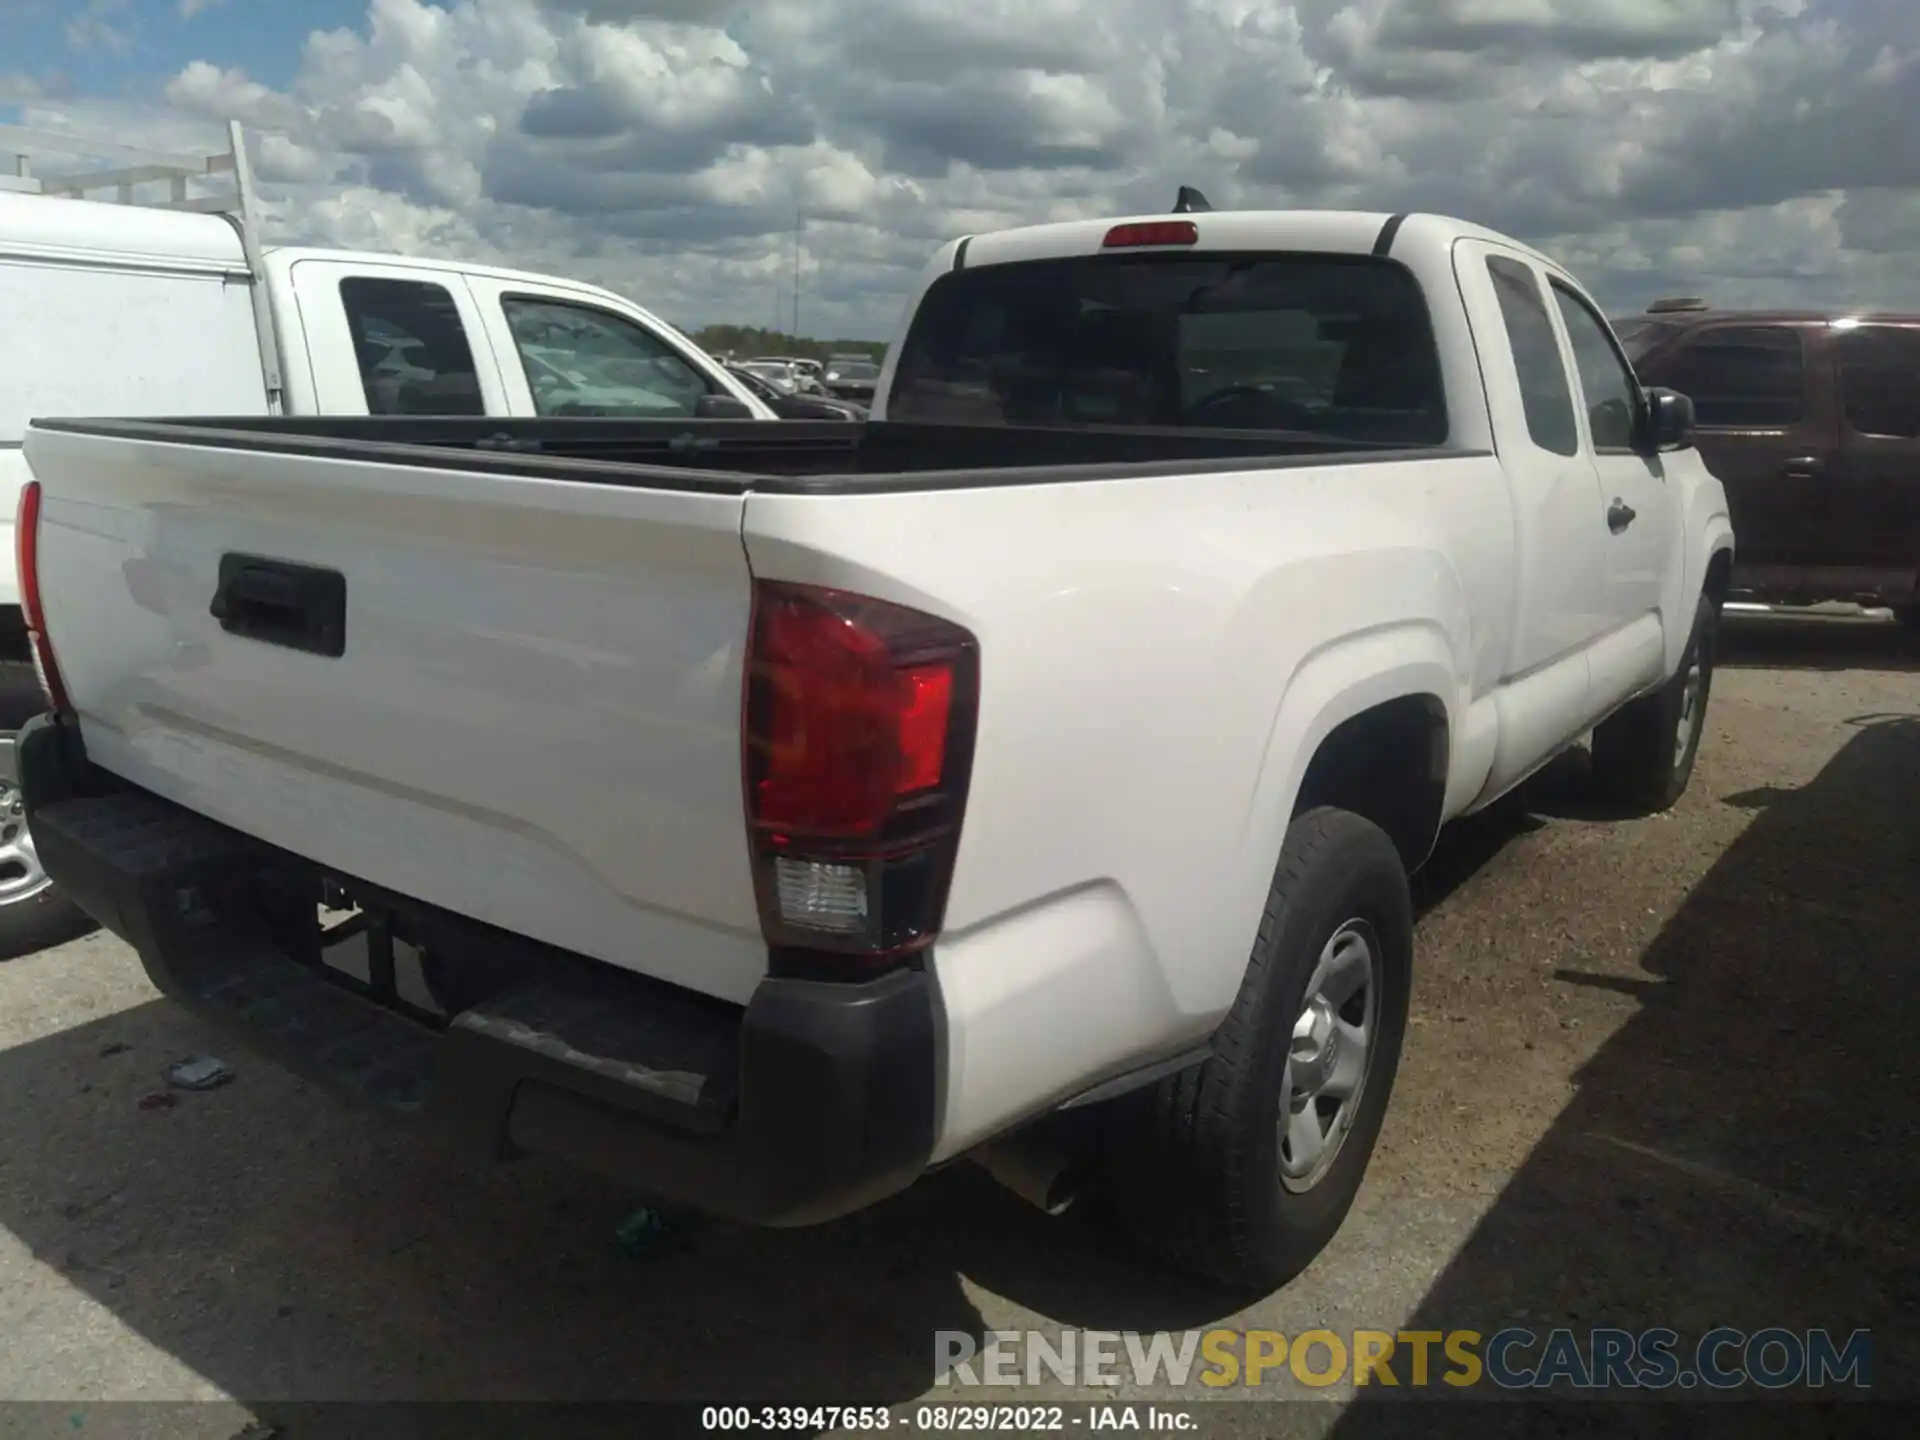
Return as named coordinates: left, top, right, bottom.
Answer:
left=950, top=209, right=1567, bottom=274
left=259, top=244, right=660, bottom=301
left=0, top=188, right=248, bottom=273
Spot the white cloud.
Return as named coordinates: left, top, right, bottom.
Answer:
left=9, top=0, right=1919, bottom=337
left=0, top=71, right=69, bottom=104
left=63, top=0, right=133, bottom=56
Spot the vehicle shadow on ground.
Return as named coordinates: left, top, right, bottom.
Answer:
left=1718, top=616, right=1920, bottom=675
left=1329, top=715, right=1920, bottom=1435
left=0, top=791, right=1545, bottom=1424
left=1492, top=612, right=1920, bottom=828
left=0, top=989, right=1002, bottom=1413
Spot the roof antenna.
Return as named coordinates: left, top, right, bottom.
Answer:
left=1173, top=186, right=1213, bottom=214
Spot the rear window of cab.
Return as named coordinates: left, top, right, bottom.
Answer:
left=887, top=253, right=1449, bottom=447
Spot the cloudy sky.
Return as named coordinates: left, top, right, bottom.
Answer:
left=3, top=0, right=1916, bottom=339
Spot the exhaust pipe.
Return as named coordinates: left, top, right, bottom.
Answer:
left=972, top=1136, right=1088, bottom=1216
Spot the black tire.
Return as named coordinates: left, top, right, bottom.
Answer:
left=1590, top=592, right=1717, bottom=813
left=0, top=660, right=92, bottom=960
left=1099, top=807, right=1413, bottom=1291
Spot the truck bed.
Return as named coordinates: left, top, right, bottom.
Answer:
left=19, top=409, right=1478, bottom=1018
left=29, top=414, right=1454, bottom=494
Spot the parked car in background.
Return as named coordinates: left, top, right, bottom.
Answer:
left=17, top=200, right=1731, bottom=1289
left=823, top=353, right=881, bottom=405
left=758, top=356, right=825, bottom=384
left=0, top=119, right=774, bottom=956
left=726, top=361, right=867, bottom=420
left=749, top=357, right=827, bottom=391
left=741, top=359, right=842, bottom=400
left=736, top=360, right=801, bottom=392
left=1621, top=299, right=1920, bottom=623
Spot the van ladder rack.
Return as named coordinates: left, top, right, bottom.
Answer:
left=0, top=120, right=284, bottom=411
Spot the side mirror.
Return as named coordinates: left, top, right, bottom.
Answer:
left=695, top=393, right=754, bottom=419
left=1643, top=387, right=1695, bottom=451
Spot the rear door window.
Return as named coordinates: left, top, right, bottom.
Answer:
left=887, top=252, right=1448, bottom=445
left=1655, top=327, right=1806, bottom=428
left=1835, top=325, right=1920, bottom=439
left=337, top=277, right=486, bottom=416
left=1485, top=256, right=1579, bottom=457
left=1550, top=282, right=1644, bottom=453
left=500, top=298, right=714, bottom=417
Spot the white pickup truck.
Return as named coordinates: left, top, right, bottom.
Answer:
left=0, top=120, right=771, bottom=953
left=14, top=203, right=1734, bottom=1289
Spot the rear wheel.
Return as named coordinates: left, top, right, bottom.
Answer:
left=1100, top=807, right=1413, bottom=1291
left=0, top=661, right=91, bottom=959
left=1590, top=592, right=1717, bottom=813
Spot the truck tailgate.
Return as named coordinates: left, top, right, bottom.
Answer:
left=23, top=425, right=768, bottom=1004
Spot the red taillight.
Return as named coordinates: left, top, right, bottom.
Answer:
left=743, top=581, right=978, bottom=964
left=1102, top=220, right=1199, bottom=249
left=14, top=481, right=69, bottom=715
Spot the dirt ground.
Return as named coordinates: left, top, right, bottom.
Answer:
left=0, top=613, right=1913, bottom=1437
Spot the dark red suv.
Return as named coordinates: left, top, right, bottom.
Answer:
left=1619, top=300, right=1920, bottom=623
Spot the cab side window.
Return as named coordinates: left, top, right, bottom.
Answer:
left=501, top=298, right=714, bottom=418
left=1656, top=326, right=1806, bottom=428
left=1485, top=256, right=1578, bottom=457
left=338, top=277, right=486, bottom=416
left=1551, top=282, right=1642, bottom=452
left=1836, top=325, right=1920, bottom=439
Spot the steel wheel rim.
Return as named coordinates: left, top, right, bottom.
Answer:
left=1279, top=918, right=1382, bottom=1194
left=0, top=769, right=52, bottom=909
left=1673, top=659, right=1704, bottom=770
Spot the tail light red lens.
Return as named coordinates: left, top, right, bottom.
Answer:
left=14, top=480, right=70, bottom=716
left=743, top=581, right=979, bottom=964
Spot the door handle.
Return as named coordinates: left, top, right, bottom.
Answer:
left=211, top=554, right=347, bottom=657
left=1782, top=456, right=1826, bottom=481
left=1607, top=499, right=1637, bottom=533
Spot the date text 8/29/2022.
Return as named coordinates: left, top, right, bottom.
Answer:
left=700, top=1405, right=1199, bottom=1431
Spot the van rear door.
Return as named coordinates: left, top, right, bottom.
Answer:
left=0, top=219, right=268, bottom=602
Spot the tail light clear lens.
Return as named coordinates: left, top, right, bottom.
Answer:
left=14, top=480, right=70, bottom=715
left=742, top=581, right=979, bottom=965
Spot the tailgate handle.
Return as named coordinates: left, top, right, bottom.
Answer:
left=210, top=555, right=346, bottom=658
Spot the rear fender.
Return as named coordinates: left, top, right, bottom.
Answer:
left=1200, top=622, right=1461, bottom=1019
left=1250, top=623, right=1460, bottom=852
left=1667, top=453, right=1735, bottom=674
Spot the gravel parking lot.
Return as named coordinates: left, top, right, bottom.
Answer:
left=0, top=615, right=1914, bottom=1435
